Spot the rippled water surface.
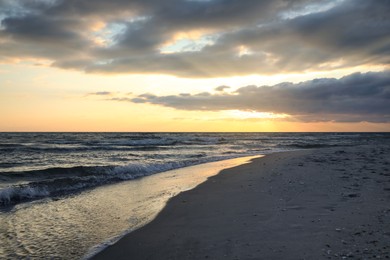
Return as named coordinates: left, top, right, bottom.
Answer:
left=2, top=132, right=387, bottom=205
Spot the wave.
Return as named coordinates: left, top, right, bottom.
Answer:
left=0, top=136, right=229, bottom=154
left=0, top=154, right=256, bottom=206
left=283, top=143, right=342, bottom=149
left=0, top=145, right=159, bottom=153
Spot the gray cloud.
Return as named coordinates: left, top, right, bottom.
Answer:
left=215, top=85, right=230, bottom=92
left=87, top=91, right=113, bottom=96
left=0, top=0, right=389, bottom=77
left=86, top=91, right=133, bottom=99
left=130, top=70, right=390, bottom=122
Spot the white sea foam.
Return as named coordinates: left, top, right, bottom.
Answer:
left=0, top=153, right=261, bottom=206
left=0, top=186, right=50, bottom=205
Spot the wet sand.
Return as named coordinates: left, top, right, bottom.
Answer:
left=93, top=145, right=390, bottom=259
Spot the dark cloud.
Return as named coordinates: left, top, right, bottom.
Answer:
left=0, top=1, right=90, bottom=60
left=1, top=15, right=88, bottom=56
left=0, top=0, right=388, bottom=77
left=130, top=71, right=390, bottom=122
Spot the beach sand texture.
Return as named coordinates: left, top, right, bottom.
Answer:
left=94, top=145, right=390, bottom=259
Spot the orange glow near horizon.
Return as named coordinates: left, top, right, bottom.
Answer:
left=224, top=110, right=291, bottom=120
left=1, top=62, right=389, bottom=132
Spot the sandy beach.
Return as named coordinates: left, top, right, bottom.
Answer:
left=94, top=144, right=390, bottom=259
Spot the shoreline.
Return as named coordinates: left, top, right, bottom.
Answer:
left=0, top=154, right=262, bottom=208
left=82, top=155, right=261, bottom=259
left=93, top=145, right=390, bottom=259
left=0, top=156, right=260, bottom=259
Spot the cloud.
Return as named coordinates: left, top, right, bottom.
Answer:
left=0, top=0, right=388, bottom=77
left=215, top=85, right=230, bottom=92
left=130, top=70, right=390, bottom=122
left=85, top=91, right=133, bottom=100
left=87, top=91, right=113, bottom=96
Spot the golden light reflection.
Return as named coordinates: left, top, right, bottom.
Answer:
left=172, top=30, right=212, bottom=41
left=159, top=29, right=216, bottom=54
left=90, top=21, right=106, bottom=32
left=237, top=46, right=253, bottom=57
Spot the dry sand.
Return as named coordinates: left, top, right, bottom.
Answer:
left=93, top=145, right=390, bottom=259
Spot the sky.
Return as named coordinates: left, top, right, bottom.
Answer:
left=0, top=0, right=389, bottom=132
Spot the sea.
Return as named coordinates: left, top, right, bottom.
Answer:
left=0, top=132, right=388, bottom=259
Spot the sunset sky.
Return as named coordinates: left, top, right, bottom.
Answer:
left=0, top=0, right=389, bottom=132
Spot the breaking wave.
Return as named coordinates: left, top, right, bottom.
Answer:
left=0, top=154, right=251, bottom=206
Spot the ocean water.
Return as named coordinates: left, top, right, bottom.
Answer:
left=0, top=132, right=388, bottom=259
